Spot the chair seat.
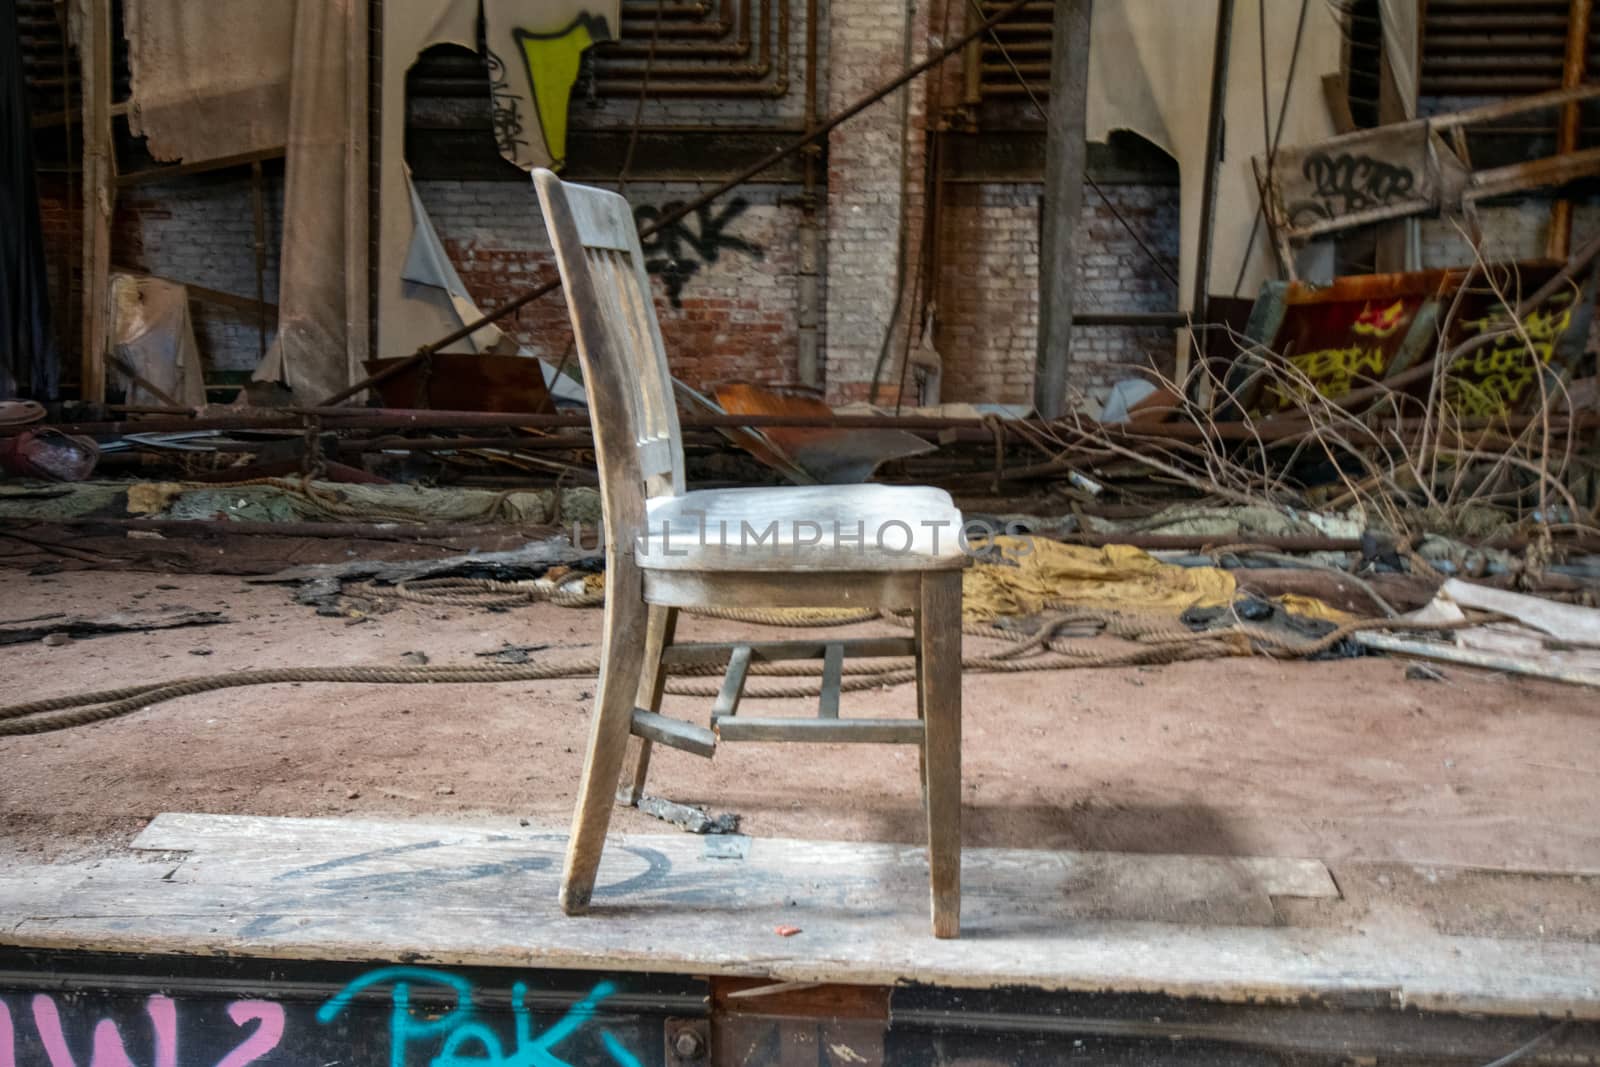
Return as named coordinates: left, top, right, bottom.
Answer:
left=639, top=484, right=965, bottom=571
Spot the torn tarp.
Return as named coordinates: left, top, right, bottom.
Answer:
left=393, top=171, right=587, bottom=406
left=123, top=0, right=294, bottom=163
left=250, top=0, right=358, bottom=404
left=401, top=170, right=510, bottom=355
left=108, top=274, right=208, bottom=408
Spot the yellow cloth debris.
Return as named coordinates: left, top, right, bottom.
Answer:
left=543, top=536, right=1349, bottom=626
left=127, top=482, right=183, bottom=515
left=1276, top=593, right=1354, bottom=623
left=963, top=538, right=1237, bottom=621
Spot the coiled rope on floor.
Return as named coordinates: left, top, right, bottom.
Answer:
left=0, top=582, right=1494, bottom=735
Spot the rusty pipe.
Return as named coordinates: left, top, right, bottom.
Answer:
left=609, top=0, right=751, bottom=60
left=18, top=405, right=1598, bottom=442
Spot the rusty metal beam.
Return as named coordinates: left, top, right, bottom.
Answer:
left=1547, top=0, right=1592, bottom=259
left=16, top=407, right=1597, bottom=450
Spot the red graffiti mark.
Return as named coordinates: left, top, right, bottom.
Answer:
left=213, top=1002, right=284, bottom=1067
left=1352, top=299, right=1407, bottom=338
left=1, top=997, right=14, bottom=1067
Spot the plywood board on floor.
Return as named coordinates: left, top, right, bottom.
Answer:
left=1, top=813, right=1597, bottom=1021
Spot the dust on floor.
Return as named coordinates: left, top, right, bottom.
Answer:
left=2, top=569, right=1597, bottom=941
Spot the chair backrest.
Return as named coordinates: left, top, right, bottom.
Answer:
left=533, top=171, right=686, bottom=551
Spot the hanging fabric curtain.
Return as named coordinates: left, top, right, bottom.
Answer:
left=1, top=0, right=58, bottom=399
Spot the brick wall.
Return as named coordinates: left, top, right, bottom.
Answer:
left=1418, top=201, right=1600, bottom=270
left=54, top=0, right=1189, bottom=408
left=111, top=171, right=284, bottom=374
left=414, top=179, right=802, bottom=387
left=937, top=180, right=1181, bottom=412
left=820, top=0, right=925, bottom=404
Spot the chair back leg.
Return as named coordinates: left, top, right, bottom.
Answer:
left=617, top=605, right=678, bottom=806
left=560, top=565, right=651, bottom=915
left=918, top=570, right=964, bottom=938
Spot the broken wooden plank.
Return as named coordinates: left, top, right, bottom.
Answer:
left=14, top=812, right=1599, bottom=1021
left=1355, top=631, right=1600, bottom=688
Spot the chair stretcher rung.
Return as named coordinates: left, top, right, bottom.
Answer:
left=715, top=717, right=925, bottom=744
left=712, top=645, right=753, bottom=718
left=661, top=636, right=915, bottom=666
left=631, top=708, right=716, bottom=758
left=819, top=643, right=844, bottom=719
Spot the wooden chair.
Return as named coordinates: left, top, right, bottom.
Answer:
left=533, top=169, right=966, bottom=937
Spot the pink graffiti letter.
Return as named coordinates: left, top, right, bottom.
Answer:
left=1, top=998, right=15, bottom=1067
left=31, top=994, right=178, bottom=1067
left=213, top=1001, right=285, bottom=1067
left=144, top=996, right=177, bottom=1067
left=31, top=995, right=78, bottom=1067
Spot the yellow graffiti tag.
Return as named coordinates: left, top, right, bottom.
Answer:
left=514, top=15, right=609, bottom=169
left=1447, top=300, right=1573, bottom=416
left=1279, top=344, right=1386, bottom=402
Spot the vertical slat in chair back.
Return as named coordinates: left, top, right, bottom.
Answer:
left=534, top=169, right=685, bottom=508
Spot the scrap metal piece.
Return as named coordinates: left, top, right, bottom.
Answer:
left=636, top=794, right=741, bottom=835
left=714, top=382, right=937, bottom=484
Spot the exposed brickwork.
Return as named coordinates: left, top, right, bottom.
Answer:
left=937, top=180, right=1181, bottom=412
left=47, top=0, right=1189, bottom=408
left=821, top=0, right=927, bottom=403
left=414, top=179, right=801, bottom=388
left=110, top=171, right=285, bottom=373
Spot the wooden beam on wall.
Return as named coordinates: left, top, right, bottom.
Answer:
left=345, top=0, right=371, bottom=389
left=1033, top=0, right=1091, bottom=420
left=75, top=0, right=115, bottom=404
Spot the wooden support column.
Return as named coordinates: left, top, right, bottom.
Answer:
left=1183, top=0, right=1234, bottom=386
left=251, top=162, right=269, bottom=361
left=1034, top=0, right=1091, bottom=420
left=344, top=0, right=371, bottom=388
left=76, top=0, right=115, bottom=404
left=1549, top=0, right=1593, bottom=260
left=1373, top=26, right=1413, bottom=273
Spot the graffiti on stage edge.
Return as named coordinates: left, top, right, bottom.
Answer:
left=1, top=966, right=640, bottom=1067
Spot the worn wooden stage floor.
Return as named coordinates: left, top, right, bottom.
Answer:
left=1, top=813, right=1597, bottom=1020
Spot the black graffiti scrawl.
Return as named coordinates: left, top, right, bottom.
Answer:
left=634, top=199, right=764, bottom=308
left=485, top=50, right=529, bottom=160
left=1288, top=152, right=1416, bottom=227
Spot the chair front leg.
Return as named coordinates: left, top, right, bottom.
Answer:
left=617, top=605, right=678, bottom=806
left=561, top=574, right=650, bottom=915
left=918, top=569, right=963, bottom=939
